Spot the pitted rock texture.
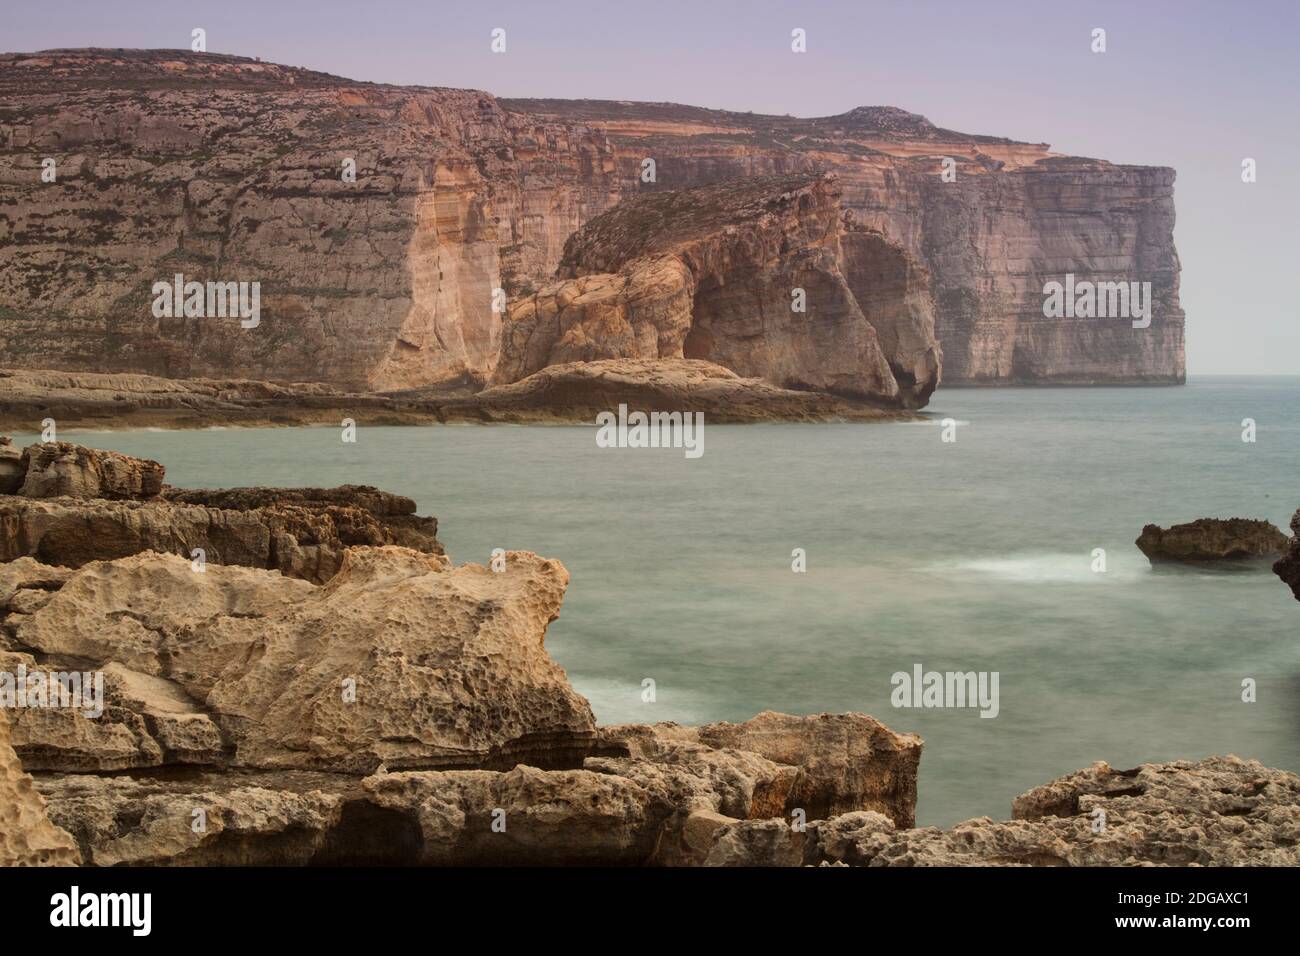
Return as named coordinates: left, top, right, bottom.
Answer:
left=1136, top=517, right=1289, bottom=563
left=497, top=175, right=939, bottom=407
left=0, top=50, right=1183, bottom=397
left=1273, top=508, right=1300, bottom=600
left=0, top=705, right=81, bottom=865
left=8, top=547, right=595, bottom=773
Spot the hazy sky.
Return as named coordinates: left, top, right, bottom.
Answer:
left=8, top=0, right=1298, bottom=374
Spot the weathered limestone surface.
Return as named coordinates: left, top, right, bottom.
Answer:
left=18, top=441, right=164, bottom=500
left=4, top=444, right=1292, bottom=869
left=38, top=771, right=351, bottom=866
left=598, top=710, right=923, bottom=827
left=1137, top=517, right=1289, bottom=563
left=9, top=547, right=593, bottom=773
left=0, top=705, right=81, bottom=865
left=0, top=50, right=1184, bottom=401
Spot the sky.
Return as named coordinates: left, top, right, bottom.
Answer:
left=6, top=0, right=1298, bottom=374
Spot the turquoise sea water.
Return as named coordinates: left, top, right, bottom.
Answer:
left=20, top=376, right=1300, bottom=826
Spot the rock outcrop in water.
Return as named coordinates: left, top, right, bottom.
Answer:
left=0, top=437, right=442, bottom=582
left=0, top=364, right=910, bottom=429
left=0, top=49, right=1184, bottom=409
left=1136, top=518, right=1289, bottom=564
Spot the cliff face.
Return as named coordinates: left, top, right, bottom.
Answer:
left=0, top=49, right=1185, bottom=400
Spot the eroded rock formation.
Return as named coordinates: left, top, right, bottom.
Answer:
left=0, top=49, right=1184, bottom=407
left=496, top=175, right=939, bottom=407
left=443, top=358, right=912, bottom=423
left=1136, top=518, right=1289, bottom=564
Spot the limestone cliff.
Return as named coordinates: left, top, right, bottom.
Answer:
left=0, top=49, right=1185, bottom=405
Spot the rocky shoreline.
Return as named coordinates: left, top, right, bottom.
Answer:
left=0, top=364, right=914, bottom=431
left=2, top=438, right=1298, bottom=867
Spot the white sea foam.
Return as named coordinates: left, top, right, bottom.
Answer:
left=928, top=552, right=1147, bottom=584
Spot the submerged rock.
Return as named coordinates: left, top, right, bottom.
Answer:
left=1136, top=517, right=1288, bottom=564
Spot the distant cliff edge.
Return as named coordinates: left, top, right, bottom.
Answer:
left=0, top=49, right=1185, bottom=410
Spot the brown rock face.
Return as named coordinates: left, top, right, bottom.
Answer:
left=18, top=441, right=164, bottom=499
left=497, top=175, right=940, bottom=407
left=0, top=437, right=23, bottom=494
left=1136, top=518, right=1289, bottom=563
left=0, top=50, right=1183, bottom=399
left=1274, top=508, right=1300, bottom=600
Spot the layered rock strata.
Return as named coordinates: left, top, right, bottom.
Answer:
left=0, top=49, right=1184, bottom=402
left=0, top=437, right=442, bottom=581
left=707, top=756, right=1300, bottom=867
